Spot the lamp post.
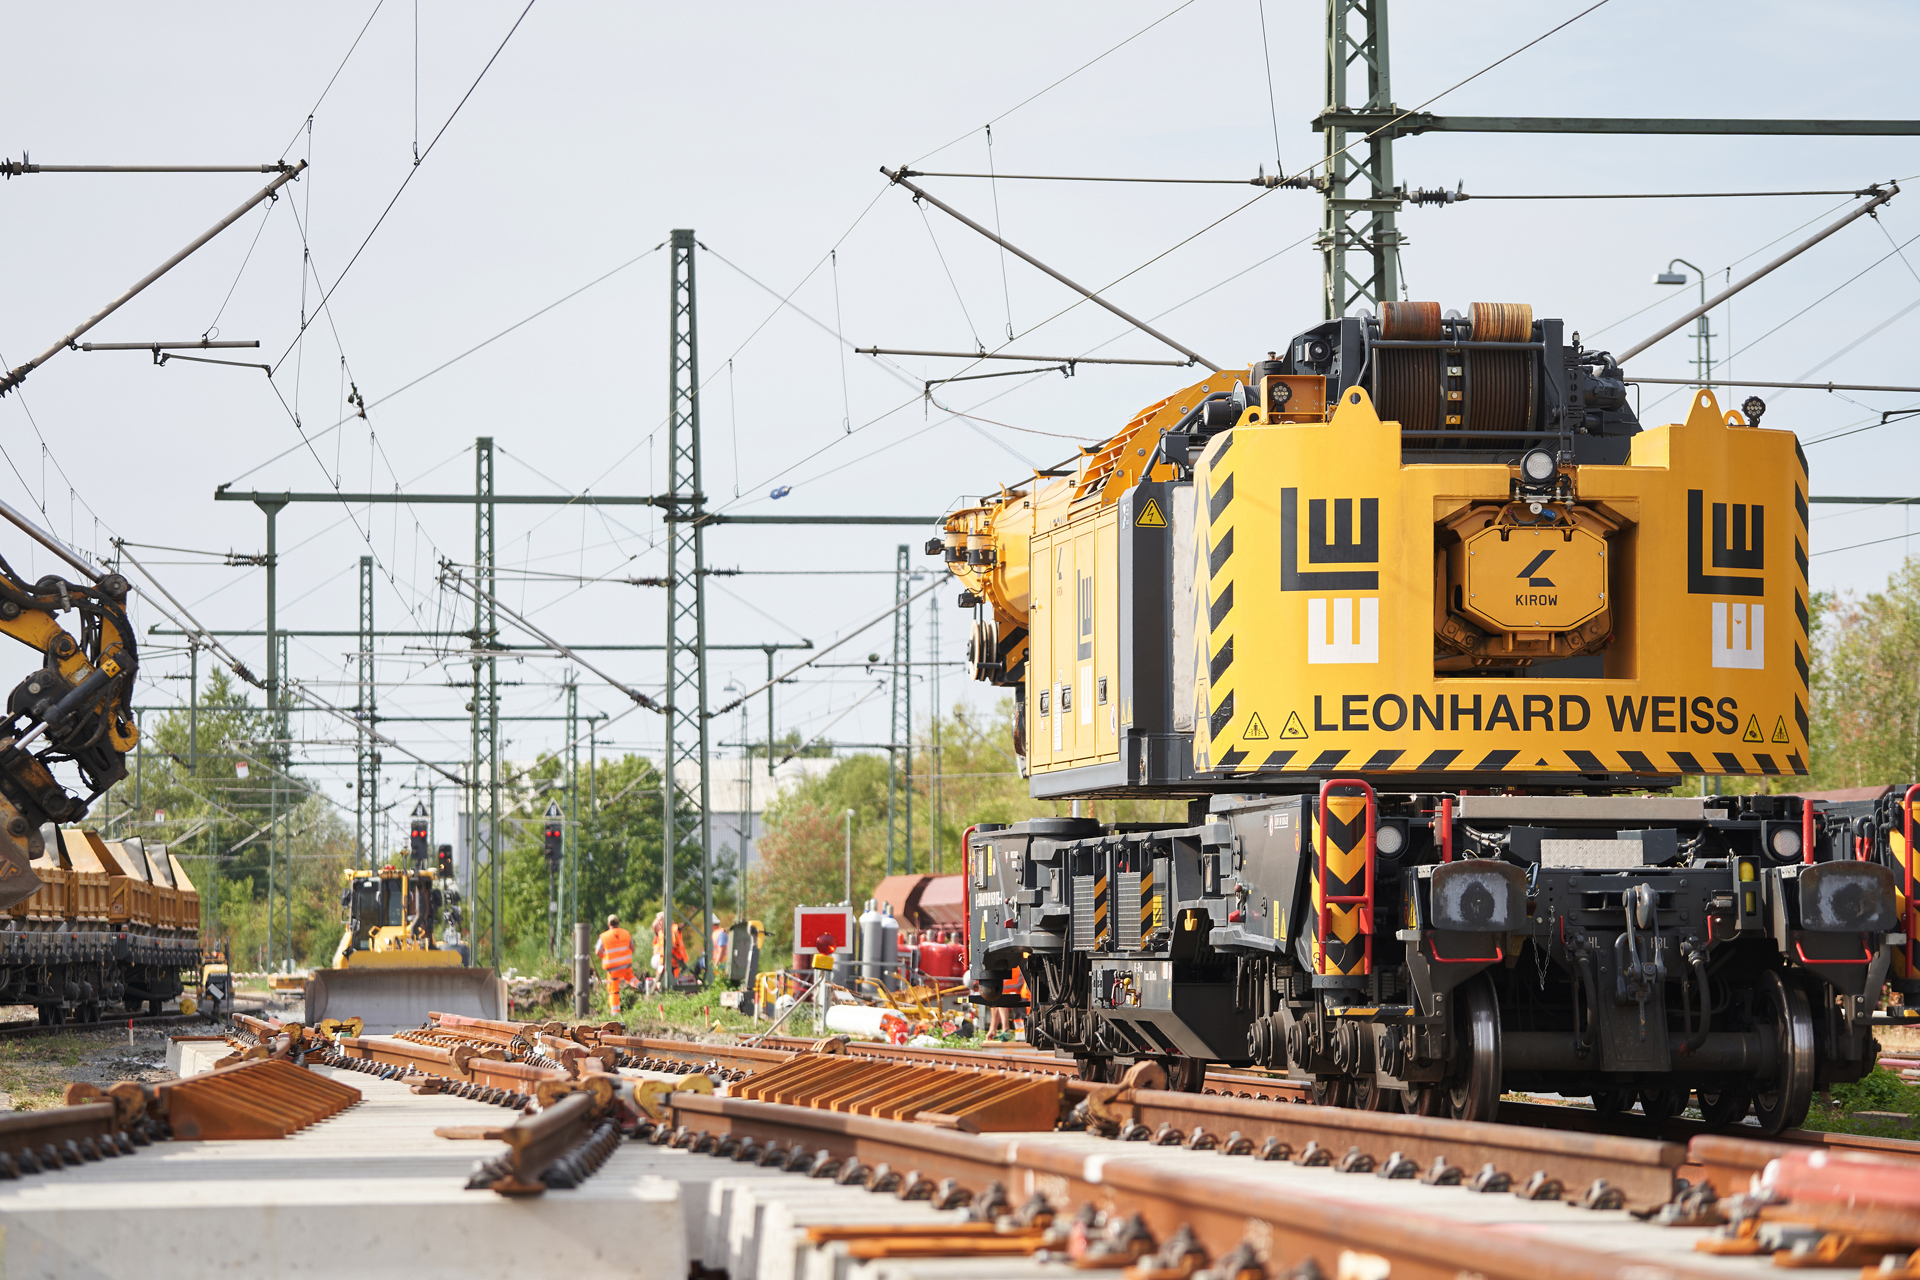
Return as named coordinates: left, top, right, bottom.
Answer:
left=844, top=808, right=855, bottom=907
left=1654, top=257, right=1713, bottom=386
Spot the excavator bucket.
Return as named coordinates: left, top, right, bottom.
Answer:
left=304, top=966, right=506, bottom=1035
left=0, top=842, right=40, bottom=912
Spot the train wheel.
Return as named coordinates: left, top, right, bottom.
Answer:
left=1310, top=1077, right=1353, bottom=1108
left=1753, top=971, right=1815, bottom=1135
left=1446, top=976, right=1503, bottom=1122
left=1697, top=1088, right=1752, bottom=1129
left=1075, top=1056, right=1115, bottom=1085
left=1638, top=1087, right=1687, bottom=1121
left=1590, top=1087, right=1634, bottom=1117
left=1163, top=1058, right=1207, bottom=1094
left=1351, top=1075, right=1399, bottom=1111
left=1405, top=1084, right=1448, bottom=1116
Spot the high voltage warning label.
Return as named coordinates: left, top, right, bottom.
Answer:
left=1279, top=711, right=1308, bottom=740
left=1244, top=713, right=1269, bottom=740
left=1135, top=499, right=1166, bottom=528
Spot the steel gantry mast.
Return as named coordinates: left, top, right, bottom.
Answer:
left=471, top=437, right=501, bottom=968
left=663, top=229, right=713, bottom=970
left=356, top=554, right=378, bottom=868
left=1312, top=1, right=1920, bottom=322
left=886, top=544, right=912, bottom=876
left=1319, top=0, right=1400, bottom=320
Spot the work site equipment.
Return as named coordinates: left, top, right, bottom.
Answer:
left=0, top=540, right=203, bottom=1023
left=938, top=303, right=1900, bottom=1133
left=306, top=863, right=500, bottom=1033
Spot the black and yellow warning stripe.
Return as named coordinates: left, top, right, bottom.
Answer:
left=1213, top=747, right=1806, bottom=776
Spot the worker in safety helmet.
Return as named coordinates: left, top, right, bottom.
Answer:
left=595, top=914, right=636, bottom=1014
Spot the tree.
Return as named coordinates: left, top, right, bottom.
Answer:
left=498, top=751, right=720, bottom=972
left=99, top=670, right=352, bottom=968
left=749, top=697, right=1186, bottom=958
left=1810, top=562, right=1920, bottom=789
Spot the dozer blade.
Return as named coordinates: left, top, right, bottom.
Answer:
left=304, top=967, right=506, bottom=1035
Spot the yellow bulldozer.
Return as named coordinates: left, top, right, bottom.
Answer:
left=304, top=861, right=505, bottom=1034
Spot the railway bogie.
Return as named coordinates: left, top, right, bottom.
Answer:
left=969, top=788, right=1904, bottom=1133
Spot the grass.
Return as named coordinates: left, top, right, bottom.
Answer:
left=0, top=1034, right=101, bottom=1111
left=1800, top=1067, right=1920, bottom=1136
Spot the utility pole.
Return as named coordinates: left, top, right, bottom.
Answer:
left=887, top=545, right=912, bottom=876
left=273, top=631, right=289, bottom=968
left=356, top=555, right=377, bottom=870
left=663, top=228, right=713, bottom=973
left=257, top=497, right=286, bottom=715
left=928, top=591, right=941, bottom=875
left=565, top=678, right=580, bottom=939
left=471, top=436, right=500, bottom=969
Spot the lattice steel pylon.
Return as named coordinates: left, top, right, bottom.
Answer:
left=356, top=555, right=378, bottom=868
left=663, top=229, right=713, bottom=961
left=470, top=436, right=501, bottom=968
left=1318, top=0, right=1403, bottom=320
left=886, top=544, right=912, bottom=876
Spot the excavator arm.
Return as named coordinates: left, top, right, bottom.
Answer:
left=0, top=553, right=139, bottom=909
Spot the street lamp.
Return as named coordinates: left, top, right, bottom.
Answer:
left=844, top=808, right=855, bottom=907
left=1654, top=258, right=1713, bottom=387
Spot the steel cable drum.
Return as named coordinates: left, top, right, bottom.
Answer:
left=1467, top=301, right=1535, bottom=438
left=1374, top=300, right=1443, bottom=435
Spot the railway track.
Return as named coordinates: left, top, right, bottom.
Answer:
left=0, top=1010, right=208, bottom=1040
left=619, top=1030, right=1920, bottom=1200
left=4, top=1008, right=1918, bottom=1274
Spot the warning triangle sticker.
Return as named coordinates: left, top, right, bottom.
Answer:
left=1136, top=498, right=1166, bottom=528
left=1279, top=710, right=1308, bottom=740
left=1772, top=716, right=1791, bottom=743
left=1742, top=715, right=1765, bottom=743
left=1244, top=713, right=1269, bottom=740
left=1535, top=758, right=1549, bottom=766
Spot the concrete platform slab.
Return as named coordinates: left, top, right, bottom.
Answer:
left=0, top=1066, right=683, bottom=1279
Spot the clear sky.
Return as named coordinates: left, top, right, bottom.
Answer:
left=1, top=1, right=1916, bottom=850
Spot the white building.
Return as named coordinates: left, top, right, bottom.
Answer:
left=676, top=755, right=841, bottom=878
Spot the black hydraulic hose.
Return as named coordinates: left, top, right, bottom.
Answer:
left=1679, top=944, right=1712, bottom=1054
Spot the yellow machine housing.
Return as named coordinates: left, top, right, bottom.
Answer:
left=942, top=307, right=1808, bottom=795
left=332, top=864, right=462, bottom=969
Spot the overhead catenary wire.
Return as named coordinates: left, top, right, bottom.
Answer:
left=0, top=162, right=307, bottom=396
left=269, top=0, right=539, bottom=375
left=437, top=564, right=663, bottom=712
left=882, top=167, right=1223, bottom=371
left=708, top=575, right=945, bottom=722
left=223, top=243, right=664, bottom=488
left=898, top=172, right=1878, bottom=200
left=111, top=541, right=467, bottom=787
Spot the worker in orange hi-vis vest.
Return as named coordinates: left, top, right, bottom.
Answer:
left=595, top=914, right=636, bottom=1014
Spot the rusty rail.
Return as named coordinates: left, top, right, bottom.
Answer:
left=662, top=1092, right=1738, bottom=1280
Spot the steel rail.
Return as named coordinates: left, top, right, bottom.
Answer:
left=0, top=1011, right=205, bottom=1041
left=664, top=1093, right=1734, bottom=1280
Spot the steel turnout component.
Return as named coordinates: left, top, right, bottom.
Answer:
left=150, top=1057, right=359, bottom=1140
left=731, top=1054, right=1063, bottom=1133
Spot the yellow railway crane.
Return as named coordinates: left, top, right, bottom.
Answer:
left=940, top=301, right=1900, bottom=1134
